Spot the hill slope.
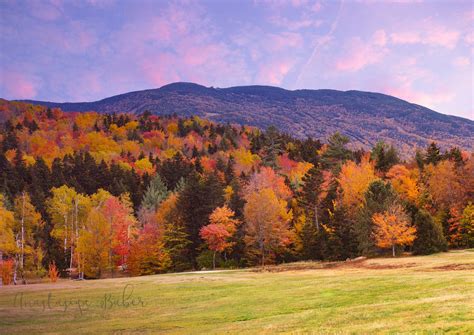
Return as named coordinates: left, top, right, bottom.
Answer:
left=21, top=82, right=474, bottom=154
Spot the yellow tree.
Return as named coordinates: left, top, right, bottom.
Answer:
left=0, top=195, right=17, bottom=286
left=243, top=188, right=293, bottom=266
left=0, top=195, right=17, bottom=260
left=372, top=204, right=416, bottom=257
left=77, top=207, right=111, bottom=278
left=386, top=164, right=420, bottom=204
left=13, top=192, right=43, bottom=279
left=425, top=160, right=464, bottom=209
left=338, top=155, right=378, bottom=210
left=47, top=186, right=92, bottom=276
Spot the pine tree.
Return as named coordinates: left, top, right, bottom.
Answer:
left=298, top=166, right=323, bottom=231
left=371, top=141, right=399, bottom=173
left=413, top=210, right=448, bottom=255
left=141, top=173, right=169, bottom=212
left=177, top=173, right=225, bottom=265
left=321, top=132, right=352, bottom=171
left=261, top=126, right=283, bottom=169
left=425, top=142, right=442, bottom=165
left=327, top=206, right=358, bottom=260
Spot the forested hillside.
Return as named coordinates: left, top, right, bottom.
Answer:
left=22, top=82, right=474, bottom=156
left=0, top=100, right=473, bottom=283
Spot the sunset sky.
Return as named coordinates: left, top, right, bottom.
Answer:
left=0, top=0, right=473, bottom=119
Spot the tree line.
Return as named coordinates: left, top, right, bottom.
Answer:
left=0, top=100, right=472, bottom=284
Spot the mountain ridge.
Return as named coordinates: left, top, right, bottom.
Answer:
left=17, top=82, right=474, bottom=155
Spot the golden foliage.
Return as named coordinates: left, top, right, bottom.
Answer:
left=372, top=204, right=416, bottom=254
left=338, top=155, right=377, bottom=209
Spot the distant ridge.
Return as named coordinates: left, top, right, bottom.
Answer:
left=20, top=82, right=474, bottom=155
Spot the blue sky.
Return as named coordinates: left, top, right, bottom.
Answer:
left=0, top=0, right=473, bottom=119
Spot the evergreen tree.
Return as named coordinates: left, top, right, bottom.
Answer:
left=413, top=210, right=448, bottom=255
left=261, top=126, right=283, bottom=169
left=321, top=132, right=352, bottom=171
left=174, top=177, right=186, bottom=194
left=141, top=173, right=169, bottom=212
left=371, top=141, right=399, bottom=173
left=177, top=173, right=225, bottom=265
left=298, top=166, right=324, bottom=231
left=327, top=206, right=358, bottom=260
left=425, top=142, right=442, bottom=165
left=158, top=153, right=194, bottom=190
left=445, top=147, right=463, bottom=166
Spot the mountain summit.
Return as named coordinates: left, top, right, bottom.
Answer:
left=21, top=82, right=474, bottom=155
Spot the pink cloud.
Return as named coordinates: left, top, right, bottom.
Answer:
left=30, top=20, right=97, bottom=54
left=465, top=32, right=474, bottom=45
left=28, top=0, right=62, bottom=21
left=1, top=71, right=39, bottom=99
left=390, top=21, right=460, bottom=49
left=268, top=15, right=322, bottom=30
left=311, top=2, right=322, bottom=12
left=372, top=29, right=387, bottom=46
left=425, top=23, right=460, bottom=49
left=335, top=32, right=388, bottom=72
left=383, top=81, right=455, bottom=109
left=390, top=31, right=421, bottom=44
left=267, top=32, right=303, bottom=51
left=453, top=56, right=470, bottom=67
left=140, top=54, right=181, bottom=87
left=111, top=3, right=250, bottom=89
left=257, top=59, right=295, bottom=85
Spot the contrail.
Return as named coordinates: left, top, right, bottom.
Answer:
left=294, top=0, right=344, bottom=88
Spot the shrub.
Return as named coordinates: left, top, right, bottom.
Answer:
left=0, top=259, right=14, bottom=285
left=48, top=262, right=59, bottom=283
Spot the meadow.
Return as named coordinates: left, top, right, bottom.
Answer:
left=1, top=250, right=473, bottom=334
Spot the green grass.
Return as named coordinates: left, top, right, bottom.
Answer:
left=1, top=250, right=473, bottom=334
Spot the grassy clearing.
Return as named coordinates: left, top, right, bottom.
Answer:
left=1, top=250, right=473, bottom=334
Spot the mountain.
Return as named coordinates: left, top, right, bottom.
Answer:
left=21, top=82, right=474, bottom=155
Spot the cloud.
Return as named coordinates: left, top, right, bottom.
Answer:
left=107, top=2, right=250, bottom=88
left=27, top=0, right=62, bottom=21
left=256, top=58, right=295, bottom=85
left=385, top=85, right=455, bottom=108
left=372, top=29, right=387, bottom=46
left=465, top=32, right=474, bottom=45
left=453, top=56, right=470, bottom=67
left=268, top=15, right=323, bottom=30
left=390, top=31, right=420, bottom=44
left=0, top=70, right=39, bottom=99
left=380, top=68, right=456, bottom=110
left=267, top=32, right=304, bottom=51
left=390, top=21, right=460, bottom=49
left=335, top=31, right=388, bottom=72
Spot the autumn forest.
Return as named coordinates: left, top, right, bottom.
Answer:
left=0, top=99, right=473, bottom=284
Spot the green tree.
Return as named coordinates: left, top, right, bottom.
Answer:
left=371, top=141, right=399, bottom=173
left=413, top=210, right=448, bottom=255
left=425, top=142, right=442, bottom=165
left=141, top=173, right=169, bottom=212
left=261, top=126, right=283, bottom=169
left=321, top=132, right=352, bottom=171
left=327, top=205, right=358, bottom=260
left=296, top=166, right=330, bottom=260
left=177, top=173, right=225, bottom=266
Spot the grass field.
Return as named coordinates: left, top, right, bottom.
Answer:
left=1, top=250, right=473, bottom=334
